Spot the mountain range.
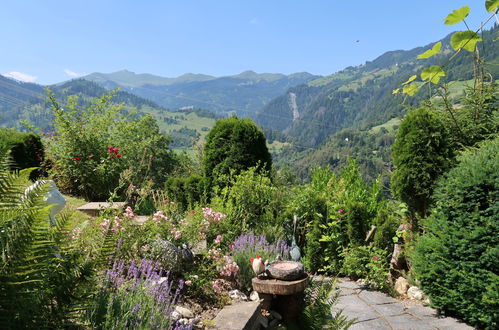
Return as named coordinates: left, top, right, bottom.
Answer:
left=82, top=70, right=318, bottom=117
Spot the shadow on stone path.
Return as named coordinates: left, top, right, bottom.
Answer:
left=332, top=279, right=474, bottom=330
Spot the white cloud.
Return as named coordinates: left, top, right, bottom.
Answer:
left=64, top=69, right=83, bottom=77
left=249, top=18, right=259, bottom=25
left=4, top=71, right=38, bottom=83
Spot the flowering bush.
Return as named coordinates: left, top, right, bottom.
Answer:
left=46, top=92, right=176, bottom=200
left=87, top=258, right=191, bottom=329
left=231, top=233, right=290, bottom=291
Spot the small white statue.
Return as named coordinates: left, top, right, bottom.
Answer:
left=24, top=180, right=66, bottom=225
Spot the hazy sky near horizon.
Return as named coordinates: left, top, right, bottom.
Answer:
left=1, top=1, right=494, bottom=85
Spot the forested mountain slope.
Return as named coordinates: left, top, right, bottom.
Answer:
left=256, top=25, right=498, bottom=147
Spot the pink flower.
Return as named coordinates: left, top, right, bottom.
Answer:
left=100, top=218, right=110, bottom=231
left=152, top=211, right=169, bottom=224
left=373, top=256, right=379, bottom=261
left=338, top=209, right=346, bottom=214
left=212, top=279, right=223, bottom=293
left=124, top=206, right=134, bottom=218
left=215, top=234, right=223, bottom=244
left=171, top=227, right=181, bottom=239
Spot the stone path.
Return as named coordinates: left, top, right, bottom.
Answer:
left=333, top=279, right=474, bottom=330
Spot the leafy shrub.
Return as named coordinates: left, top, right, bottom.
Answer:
left=211, top=167, right=286, bottom=241
left=341, top=245, right=390, bottom=291
left=47, top=92, right=176, bottom=200
left=295, top=161, right=386, bottom=274
left=231, top=233, right=290, bottom=291
left=412, top=137, right=499, bottom=329
left=0, top=128, right=44, bottom=179
left=391, top=106, right=453, bottom=218
left=372, top=203, right=401, bottom=253
left=164, top=174, right=209, bottom=211
left=203, top=116, right=271, bottom=189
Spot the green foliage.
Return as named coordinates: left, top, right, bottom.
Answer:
left=164, top=174, right=209, bottom=211
left=391, top=106, right=453, bottom=218
left=297, top=278, right=353, bottom=330
left=341, top=245, right=390, bottom=291
left=211, top=167, right=285, bottom=241
left=417, top=41, right=442, bottom=59
left=0, top=128, right=44, bottom=179
left=0, top=156, right=96, bottom=328
left=47, top=91, right=176, bottom=201
left=412, top=137, right=499, bottom=329
left=372, top=203, right=401, bottom=253
left=293, top=161, right=386, bottom=274
left=421, top=65, right=446, bottom=85
left=203, top=116, right=271, bottom=189
left=444, top=6, right=470, bottom=25
left=450, top=31, right=482, bottom=52
left=485, top=0, right=499, bottom=12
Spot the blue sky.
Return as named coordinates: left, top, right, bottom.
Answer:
left=0, top=1, right=494, bottom=85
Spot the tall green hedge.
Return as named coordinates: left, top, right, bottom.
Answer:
left=203, top=116, right=271, bottom=189
left=412, top=137, right=498, bottom=329
left=0, top=128, right=44, bottom=179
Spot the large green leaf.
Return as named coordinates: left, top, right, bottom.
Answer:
left=485, top=0, right=499, bottom=12
left=417, top=42, right=442, bottom=59
left=450, top=31, right=483, bottom=52
left=444, top=6, right=470, bottom=25
left=421, top=66, right=446, bottom=85
left=402, top=84, right=419, bottom=96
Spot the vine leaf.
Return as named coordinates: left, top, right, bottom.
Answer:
left=417, top=42, right=442, bottom=59
left=402, top=75, right=417, bottom=85
left=485, top=0, right=499, bottom=12
left=450, top=31, right=483, bottom=52
left=444, top=6, right=470, bottom=25
left=421, top=66, right=446, bottom=85
left=402, top=84, right=419, bottom=96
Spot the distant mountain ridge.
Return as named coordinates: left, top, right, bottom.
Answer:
left=81, top=70, right=319, bottom=117
left=255, top=25, right=498, bottom=146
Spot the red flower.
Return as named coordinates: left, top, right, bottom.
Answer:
left=113, top=147, right=119, bottom=154
left=116, top=154, right=122, bottom=158
left=338, top=209, right=346, bottom=214
left=73, top=157, right=81, bottom=161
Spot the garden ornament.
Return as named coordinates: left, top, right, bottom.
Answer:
left=24, top=180, right=66, bottom=226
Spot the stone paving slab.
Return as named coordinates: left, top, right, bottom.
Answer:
left=334, top=279, right=475, bottom=330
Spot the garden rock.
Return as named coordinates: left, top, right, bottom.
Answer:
left=408, top=286, right=424, bottom=300
left=249, top=290, right=259, bottom=301
left=229, top=289, right=248, bottom=301
left=175, top=306, right=194, bottom=319
left=180, top=243, right=194, bottom=263
left=147, top=239, right=182, bottom=273
left=266, top=260, right=304, bottom=280
left=394, top=276, right=410, bottom=295
left=170, top=311, right=181, bottom=321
